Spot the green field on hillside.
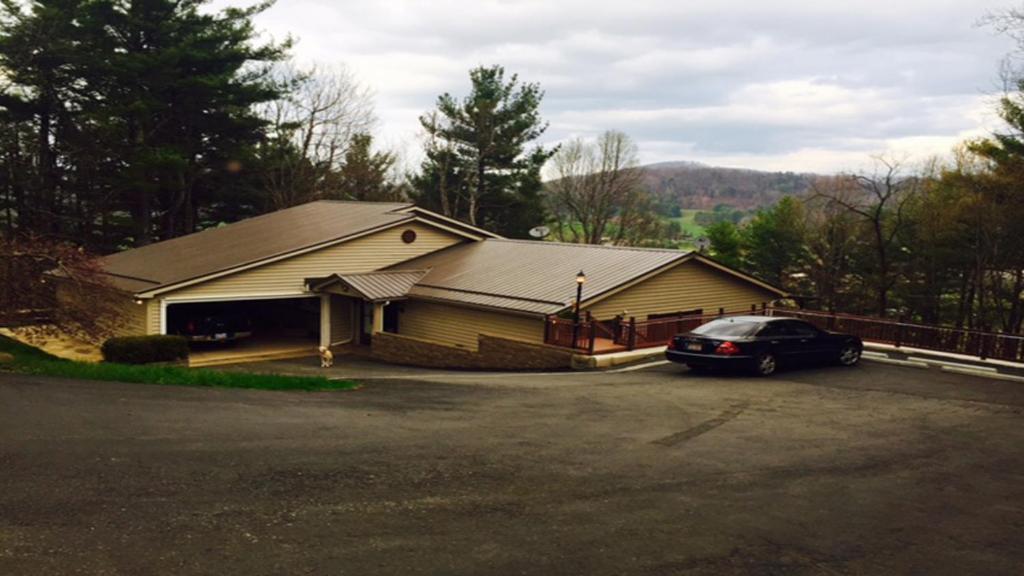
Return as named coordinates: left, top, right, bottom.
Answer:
left=668, top=210, right=707, bottom=238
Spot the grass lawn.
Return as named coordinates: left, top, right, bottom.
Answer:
left=668, top=209, right=707, bottom=238
left=0, top=335, right=357, bottom=391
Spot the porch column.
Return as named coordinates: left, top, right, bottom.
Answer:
left=320, top=294, right=331, bottom=348
left=371, top=302, right=385, bottom=334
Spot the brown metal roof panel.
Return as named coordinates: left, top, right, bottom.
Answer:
left=406, top=286, right=563, bottom=315
left=395, top=239, right=686, bottom=309
left=336, top=270, right=427, bottom=301
left=101, top=201, right=413, bottom=292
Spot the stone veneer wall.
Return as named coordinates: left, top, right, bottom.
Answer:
left=370, top=331, right=576, bottom=370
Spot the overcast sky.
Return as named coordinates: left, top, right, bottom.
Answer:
left=238, top=0, right=1016, bottom=174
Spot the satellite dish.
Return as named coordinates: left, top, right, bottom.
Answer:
left=695, top=237, right=711, bottom=252
left=529, top=225, right=551, bottom=239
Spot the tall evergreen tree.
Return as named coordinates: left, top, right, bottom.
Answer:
left=742, top=197, right=808, bottom=288
left=331, top=133, right=399, bottom=201
left=413, top=65, right=553, bottom=237
left=705, top=220, right=742, bottom=269
left=0, top=0, right=289, bottom=248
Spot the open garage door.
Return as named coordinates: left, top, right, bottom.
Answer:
left=166, top=297, right=321, bottom=365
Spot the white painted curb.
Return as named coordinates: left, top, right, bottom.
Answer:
left=940, top=366, right=1024, bottom=383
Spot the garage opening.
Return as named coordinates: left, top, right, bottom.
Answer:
left=166, top=297, right=320, bottom=365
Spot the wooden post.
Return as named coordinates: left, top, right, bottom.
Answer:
left=543, top=315, right=550, bottom=345
left=718, top=307, right=725, bottom=317
left=371, top=302, right=385, bottom=334
left=762, top=302, right=768, bottom=316
left=319, top=294, right=331, bottom=348
left=980, top=333, right=989, bottom=360
left=588, top=321, right=597, bottom=355
left=894, top=314, right=906, bottom=348
left=628, top=316, right=637, bottom=350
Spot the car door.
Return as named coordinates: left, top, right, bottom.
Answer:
left=757, top=321, right=803, bottom=359
left=784, top=320, right=830, bottom=358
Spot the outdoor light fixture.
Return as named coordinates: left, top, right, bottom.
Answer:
left=133, top=298, right=144, bottom=305
left=572, top=270, right=586, bottom=348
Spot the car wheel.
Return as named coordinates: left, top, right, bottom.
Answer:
left=753, top=352, right=777, bottom=376
left=838, top=343, right=861, bottom=366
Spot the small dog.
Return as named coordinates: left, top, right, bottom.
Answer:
left=318, top=345, right=334, bottom=368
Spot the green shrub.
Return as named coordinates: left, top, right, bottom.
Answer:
left=101, top=335, right=189, bottom=364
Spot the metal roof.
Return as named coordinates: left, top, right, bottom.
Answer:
left=393, top=239, right=690, bottom=316
left=311, top=270, right=428, bottom=302
left=102, top=201, right=420, bottom=294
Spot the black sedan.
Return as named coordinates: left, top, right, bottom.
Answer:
left=665, top=316, right=862, bottom=376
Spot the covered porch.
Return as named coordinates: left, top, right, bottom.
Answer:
left=309, top=270, right=427, bottom=349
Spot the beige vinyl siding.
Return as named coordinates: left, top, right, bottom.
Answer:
left=110, top=294, right=147, bottom=337
left=398, top=300, right=544, bottom=351
left=161, top=223, right=464, bottom=300
left=329, top=296, right=355, bottom=344
left=583, top=259, right=777, bottom=320
left=54, top=280, right=148, bottom=337
left=145, top=300, right=161, bottom=334
left=118, top=298, right=146, bottom=336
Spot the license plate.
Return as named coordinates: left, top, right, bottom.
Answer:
left=214, top=332, right=228, bottom=340
left=686, top=342, right=703, bottom=351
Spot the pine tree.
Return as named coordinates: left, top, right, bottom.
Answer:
left=413, top=66, right=553, bottom=237
left=0, top=0, right=289, bottom=248
left=331, top=133, right=399, bottom=201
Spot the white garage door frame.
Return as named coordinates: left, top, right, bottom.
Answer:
left=159, top=291, right=330, bottom=347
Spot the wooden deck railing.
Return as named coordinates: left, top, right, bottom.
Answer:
left=780, top=309, right=1024, bottom=363
left=544, top=306, right=1024, bottom=363
left=544, top=306, right=767, bottom=354
left=544, top=316, right=597, bottom=354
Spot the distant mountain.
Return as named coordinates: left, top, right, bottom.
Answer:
left=642, top=162, right=819, bottom=211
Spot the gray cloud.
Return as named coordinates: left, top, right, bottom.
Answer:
left=229, top=0, right=1013, bottom=173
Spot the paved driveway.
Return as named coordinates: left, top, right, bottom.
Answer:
left=2, top=362, right=1024, bottom=575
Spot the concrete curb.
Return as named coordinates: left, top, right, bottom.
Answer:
left=862, top=344, right=1024, bottom=383
left=573, top=346, right=666, bottom=369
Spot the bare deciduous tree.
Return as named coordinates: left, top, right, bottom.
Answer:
left=545, top=130, right=653, bottom=245
left=803, top=176, right=861, bottom=313
left=812, top=155, right=919, bottom=316
left=257, top=63, right=376, bottom=209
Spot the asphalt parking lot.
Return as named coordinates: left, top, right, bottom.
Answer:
left=2, top=361, right=1024, bottom=575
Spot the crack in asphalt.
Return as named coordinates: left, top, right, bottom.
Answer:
left=651, top=402, right=749, bottom=447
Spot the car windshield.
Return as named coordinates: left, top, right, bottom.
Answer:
left=691, top=319, right=761, bottom=337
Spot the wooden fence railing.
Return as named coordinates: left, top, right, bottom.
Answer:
left=780, top=309, right=1024, bottom=363
left=544, top=316, right=596, bottom=353
left=544, top=305, right=1024, bottom=363
left=545, top=306, right=768, bottom=353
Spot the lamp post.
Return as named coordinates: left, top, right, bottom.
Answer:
left=572, top=270, right=586, bottom=348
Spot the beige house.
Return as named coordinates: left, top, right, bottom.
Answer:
left=96, top=201, right=786, bottom=367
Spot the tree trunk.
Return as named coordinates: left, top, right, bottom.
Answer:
left=975, top=255, right=986, bottom=331
left=37, top=96, right=56, bottom=235
left=874, top=220, right=888, bottom=317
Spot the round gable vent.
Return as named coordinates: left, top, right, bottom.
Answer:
left=401, top=229, right=417, bottom=244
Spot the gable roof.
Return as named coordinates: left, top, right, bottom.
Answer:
left=308, top=270, right=428, bottom=302
left=390, top=239, right=788, bottom=316
left=100, top=201, right=496, bottom=296
left=391, top=239, right=682, bottom=315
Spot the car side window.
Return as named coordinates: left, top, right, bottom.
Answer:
left=786, top=321, right=819, bottom=338
left=758, top=322, right=788, bottom=337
